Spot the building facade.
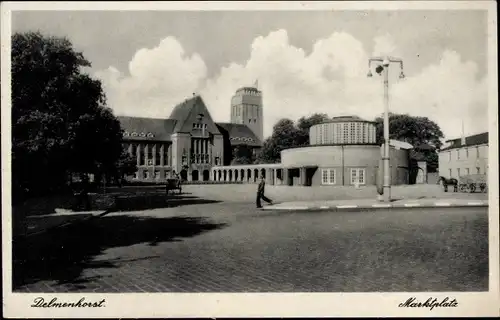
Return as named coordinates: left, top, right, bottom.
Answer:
left=438, top=132, right=488, bottom=179
left=119, top=88, right=263, bottom=183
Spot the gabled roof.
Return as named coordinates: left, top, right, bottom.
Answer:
left=169, top=97, right=196, bottom=128
left=118, top=116, right=177, bottom=141
left=389, top=139, right=413, bottom=150
left=169, top=95, right=221, bottom=134
left=441, top=132, right=488, bottom=151
left=216, top=123, right=262, bottom=147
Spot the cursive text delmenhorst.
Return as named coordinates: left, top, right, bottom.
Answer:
left=399, top=297, right=458, bottom=311
left=31, top=297, right=106, bottom=308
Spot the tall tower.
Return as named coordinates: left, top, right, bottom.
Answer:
left=230, top=83, right=264, bottom=142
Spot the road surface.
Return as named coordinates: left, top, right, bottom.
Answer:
left=13, top=203, right=488, bottom=292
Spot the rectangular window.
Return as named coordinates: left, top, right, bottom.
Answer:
left=146, top=144, right=153, bottom=165
left=138, top=144, right=145, bottom=166
left=321, top=169, right=336, bottom=185
left=147, top=144, right=153, bottom=166
left=143, top=171, right=148, bottom=179
left=465, top=168, right=470, bottom=175
left=351, top=168, right=366, bottom=185
left=457, top=149, right=460, bottom=160
left=476, top=146, right=480, bottom=158
left=449, top=168, right=452, bottom=178
left=457, top=168, right=461, bottom=177
left=448, top=151, right=451, bottom=162
left=130, top=144, right=136, bottom=157
left=155, top=144, right=161, bottom=166
left=476, top=167, right=480, bottom=174
left=321, top=169, right=336, bottom=184
left=164, top=144, right=169, bottom=166
left=465, top=148, right=469, bottom=158
left=154, top=170, right=160, bottom=180
left=329, top=169, right=335, bottom=184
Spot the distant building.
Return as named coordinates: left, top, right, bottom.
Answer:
left=118, top=87, right=263, bottom=182
left=213, top=116, right=424, bottom=186
left=230, top=86, right=264, bottom=143
left=438, top=132, right=489, bottom=179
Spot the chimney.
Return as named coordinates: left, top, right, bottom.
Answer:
left=461, top=120, right=466, bottom=146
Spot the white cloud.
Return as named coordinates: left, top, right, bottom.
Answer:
left=94, top=30, right=488, bottom=140
left=94, top=36, right=207, bottom=118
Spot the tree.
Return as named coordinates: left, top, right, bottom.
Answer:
left=256, top=118, right=302, bottom=163
left=296, top=113, right=330, bottom=145
left=109, top=147, right=138, bottom=186
left=374, top=113, right=444, bottom=172
left=231, top=144, right=255, bottom=165
left=12, top=32, right=125, bottom=200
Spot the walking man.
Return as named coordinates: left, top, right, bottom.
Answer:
left=256, top=174, right=273, bottom=208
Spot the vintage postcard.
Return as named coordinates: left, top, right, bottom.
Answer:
left=2, top=1, right=499, bottom=318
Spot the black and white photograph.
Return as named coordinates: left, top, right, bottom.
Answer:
left=2, top=1, right=498, bottom=318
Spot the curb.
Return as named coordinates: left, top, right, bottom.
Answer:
left=261, top=201, right=489, bottom=212
left=16, top=208, right=114, bottom=240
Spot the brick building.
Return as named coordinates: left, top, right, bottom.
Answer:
left=118, top=87, right=264, bottom=182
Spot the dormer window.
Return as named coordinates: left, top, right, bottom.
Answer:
left=139, top=132, right=146, bottom=138
left=123, top=131, right=130, bottom=137
left=147, top=133, right=154, bottom=138
left=131, top=132, right=138, bottom=137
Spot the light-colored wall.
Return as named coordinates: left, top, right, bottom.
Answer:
left=281, top=145, right=409, bottom=186
left=438, top=144, right=488, bottom=179
left=171, top=133, right=190, bottom=174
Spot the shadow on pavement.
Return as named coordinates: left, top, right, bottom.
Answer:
left=115, top=194, right=221, bottom=212
left=12, top=214, right=227, bottom=289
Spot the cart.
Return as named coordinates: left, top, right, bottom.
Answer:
left=458, top=174, right=487, bottom=193
left=165, top=178, right=182, bottom=195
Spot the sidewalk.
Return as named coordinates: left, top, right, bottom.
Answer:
left=261, top=198, right=489, bottom=211
left=13, top=208, right=109, bottom=238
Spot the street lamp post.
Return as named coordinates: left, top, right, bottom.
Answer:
left=367, top=56, right=405, bottom=202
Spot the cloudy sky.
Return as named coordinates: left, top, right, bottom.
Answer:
left=12, top=9, right=489, bottom=139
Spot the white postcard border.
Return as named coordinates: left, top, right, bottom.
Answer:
left=2, top=1, right=499, bottom=318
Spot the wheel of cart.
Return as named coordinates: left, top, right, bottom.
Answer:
left=458, top=174, right=487, bottom=194
left=469, top=183, right=476, bottom=193
left=459, top=183, right=468, bottom=193
left=480, top=183, right=487, bottom=193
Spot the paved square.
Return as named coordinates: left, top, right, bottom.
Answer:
left=13, top=198, right=488, bottom=292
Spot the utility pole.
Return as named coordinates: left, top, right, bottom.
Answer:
left=367, top=56, right=405, bottom=202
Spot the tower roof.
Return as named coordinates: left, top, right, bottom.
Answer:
left=235, top=86, right=261, bottom=93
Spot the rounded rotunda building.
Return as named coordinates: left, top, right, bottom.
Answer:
left=211, top=115, right=420, bottom=187
left=280, top=116, right=411, bottom=186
